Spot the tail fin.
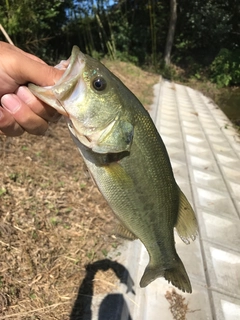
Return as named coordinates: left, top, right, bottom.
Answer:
left=140, top=256, right=192, bottom=293
left=164, top=256, right=192, bottom=293
left=140, top=265, right=164, bottom=289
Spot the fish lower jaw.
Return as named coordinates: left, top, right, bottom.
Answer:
left=66, top=123, right=97, bottom=151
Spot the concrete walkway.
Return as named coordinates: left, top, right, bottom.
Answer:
left=91, top=78, right=240, bottom=320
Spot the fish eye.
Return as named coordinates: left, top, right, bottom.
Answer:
left=92, top=77, right=107, bottom=91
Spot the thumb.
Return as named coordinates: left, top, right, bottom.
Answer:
left=17, top=59, right=64, bottom=87
left=1, top=42, right=64, bottom=86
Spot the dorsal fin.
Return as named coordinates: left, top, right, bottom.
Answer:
left=175, top=186, right=198, bottom=244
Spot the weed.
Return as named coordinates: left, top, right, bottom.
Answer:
left=47, top=203, right=55, bottom=210
left=30, top=292, right=37, bottom=300
left=58, top=181, right=65, bottom=187
left=9, top=172, right=18, bottom=181
left=40, top=182, right=50, bottom=188
left=63, top=224, right=71, bottom=229
left=80, top=182, right=86, bottom=189
left=0, top=187, right=7, bottom=196
left=111, top=242, right=118, bottom=249
left=50, top=217, right=59, bottom=226
left=32, top=231, right=38, bottom=240
left=87, top=250, right=95, bottom=261
left=101, top=249, right=108, bottom=257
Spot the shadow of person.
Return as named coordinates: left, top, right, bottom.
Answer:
left=70, top=259, right=135, bottom=320
left=98, top=293, right=133, bottom=320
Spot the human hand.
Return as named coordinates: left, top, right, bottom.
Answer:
left=0, top=42, right=64, bottom=136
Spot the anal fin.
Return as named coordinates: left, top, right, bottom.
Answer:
left=115, top=222, right=137, bottom=241
left=175, top=186, right=198, bottom=244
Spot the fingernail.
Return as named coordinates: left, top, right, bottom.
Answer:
left=1, top=94, right=21, bottom=113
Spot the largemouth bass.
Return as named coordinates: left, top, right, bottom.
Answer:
left=29, top=46, right=198, bottom=293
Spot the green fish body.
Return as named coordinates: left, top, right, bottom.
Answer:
left=29, top=46, right=198, bottom=293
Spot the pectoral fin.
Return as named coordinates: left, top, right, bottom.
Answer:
left=175, top=187, right=198, bottom=244
left=92, top=119, right=133, bottom=154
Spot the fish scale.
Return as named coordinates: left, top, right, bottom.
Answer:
left=29, top=45, right=198, bottom=293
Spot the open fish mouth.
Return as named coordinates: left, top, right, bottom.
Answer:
left=29, top=46, right=87, bottom=117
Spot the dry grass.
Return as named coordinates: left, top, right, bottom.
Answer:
left=165, top=289, right=189, bottom=320
left=0, top=61, right=158, bottom=319
left=0, top=121, right=119, bottom=319
left=103, top=59, right=159, bottom=109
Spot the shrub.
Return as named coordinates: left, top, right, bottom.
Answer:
left=210, top=49, right=240, bottom=87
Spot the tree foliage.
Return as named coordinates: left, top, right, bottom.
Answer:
left=0, top=0, right=70, bottom=62
left=176, top=0, right=239, bottom=61
left=0, top=0, right=239, bottom=86
left=210, top=48, right=240, bottom=87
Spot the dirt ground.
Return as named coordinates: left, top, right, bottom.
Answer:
left=0, top=61, right=159, bottom=319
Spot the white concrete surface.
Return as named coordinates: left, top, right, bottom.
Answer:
left=91, top=77, right=240, bottom=320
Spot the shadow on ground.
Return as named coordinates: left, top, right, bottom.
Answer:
left=70, top=259, right=135, bottom=320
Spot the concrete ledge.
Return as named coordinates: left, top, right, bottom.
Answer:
left=90, top=78, right=240, bottom=320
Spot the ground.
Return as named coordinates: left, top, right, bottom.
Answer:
left=0, top=61, right=158, bottom=319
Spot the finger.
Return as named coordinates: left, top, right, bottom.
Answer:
left=0, top=107, right=24, bottom=136
left=0, top=42, right=64, bottom=86
left=1, top=94, right=48, bottom=135
left=16, top=86, right=62, bottom=123
left=15, top=55, right=63, bottom=86
left=2, top=43, right=46, bottom=64
left=15, top=59, right=62, bottom=87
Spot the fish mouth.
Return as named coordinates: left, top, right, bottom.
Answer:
left=28, top=46, right=86, bottom=117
